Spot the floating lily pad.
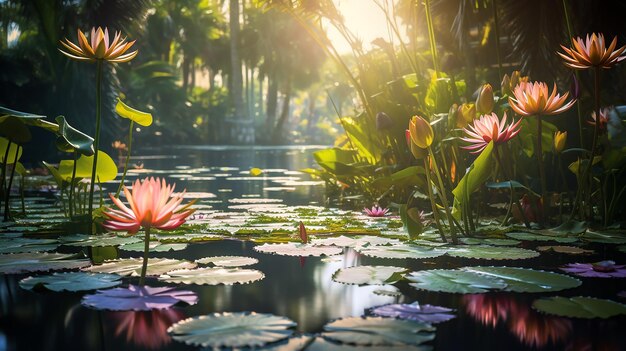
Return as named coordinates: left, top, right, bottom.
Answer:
left=254, top=243, right=342, bottom=257
left=373, top=285, right=402, bottom=297
left=322, top=316, right=435, bottom=346
left=19, top=272, right=122, bottom=292
left=357, top=244, right=447, bottom=259
left=168, top=312, right=296, bottom=348
left=195, top=256, right=258, bottom=267
left=332, top=266, right=407, bottom=285
left=83, top=258, right=196, bottom=277
left=60, top=234, right=142, bottom=247
left=82, top=285, right=198, bottom=311
left=532, top=296, right=626, bottom=318
left=505, top=232, right=578, bottom=243
left=370, top=302, right=456, bottom=324
left=118, top=241, right=188, bottom=252
left=536, top=246, right=594, bottom=255
left=0, top=252, right=90, bottom=274
left=311, top=235, right=400, bottom=248
left=464, top=266, right=581, bottom=293
left=159, top=267, right=264, bottom=285
left=0, top=238, right=59, bottom=254
left=582, top=231, right=626, bottom=244
left=446, top=246, right=539, bottom=260
left=459, top=238, right=521, bottom=246
left=406, top=269, right=507, bottom=294
left=306, top=337, right=429, bottom=351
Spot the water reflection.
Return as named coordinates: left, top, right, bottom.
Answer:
left=463, top=294, right=572, bottom=348
left=107, top=309, right=185, bottom=350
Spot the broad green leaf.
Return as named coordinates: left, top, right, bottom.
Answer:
left=518, top=118, right=558, bottom=157
left=83, top=258, right=196, bottom=277
left=322, top=317, right=435, bottom=346
left=0, top=105, right=44, bottom=121
left=357, top=244, right=447, bottom=259
left=506, top=232, right=579, bottom=243
left=58, top=150, right=117, bottom=182
left=0, top=137, right=22, bottom=164
left=195, top=256, right=258, bottom=267
left=582, top=230, right=626, bottom=244
left=54, top=116, right=94, bottom=156
left=332, top=265, right=407, bottom=285
left=15, top=162, right=27, bottom=176
left=19, top=272, right=121, bottom=292
left=254, top=243, right=342, bottom=256
left=533, top=296, right=626, bottom=318
left=569, top=156, right=602, bottom=175
left=459, top=238, right=521, bottom=246
left=168, top=312, right=295, bottom=348
left=159, top=267, right=265, bottom=285
left=452, top=142, right=495, bottom=219
left=317, top=161, right=364, bottom=176
left=339, top=116, right=381, bottom=162
left=407, top=269, right=507, bottom=293
left=313, top=147, right=357, bottom=165
left=42, top=161, right=64, bottom=186
left=446, top=245, right=539, bottom=260
left=424, top=73, right=453, bottom=113
left=0, top=116, right=31, bottom=143
left=115, top=99, right=153, bottom=126
left=399, top=205, right=423, bottom=240
left=463, top=266, right=581, bottom=293
left=60, top=234, right=141, bottom=247
left=0, top=252, right=90, bottom=274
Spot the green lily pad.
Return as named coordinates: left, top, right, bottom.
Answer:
left=54, top=115, right=94, bottom=156
left=19, top=272, right=121, bottom=292
left=254, top=243, right=342, bottom=257
left=332, top=266, right=407, bottom=285
left=582, top=231, right=626, bottom=244
left=322, top=316, right=435, bottom=346
left=407, top=269, right=507, bottom=294
left=83, top=258, right=196, bottom=277
left=0, top=252, right=90, bottom=274
left=446, top=245, right=539, bottom=260
left=0, top=238, right=59, bottom=254
left=306, top=337, right=428, bottom=351
left=159, top=267, right=264, bottom=285
left=118, top=241, right=188, bottom=252
left=61, top=234, right=142, bottom=247
left=0, top=137, right=22, bottom=164
left=115, top=99, right=153, bottom=126
left=464, top=266, right=581, bottom=293
left=168, top=312, right=296, bottom=348
left=532, top=296, right=626, bottom=318
left=357, top=244, right=447, bottom=259
left=505, top=232, right=578, bottom=243
left=58, top=150, right=117, bottom=182
left=311, top=235, right=400, bottom=248
left=459, top=238, right=521, bottom=246
left=195, top=256, right=258, bottom=267
left=536, top=245, right=594, bottom=255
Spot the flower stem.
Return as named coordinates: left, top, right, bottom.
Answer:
left=494, top=145, right=530, bottom=228
left=69, top=151, right=77, bottom=218
left=115, top=121, right=134, bottom=198
left=424, top=0, right=440, bottom=77
left=139, top=226, right=150, bottom=286
left=3, top=146, right=19, bottom=221
left=0, top=140, right=11, bottom=219
left=428, top=147, right=458, bottom=243
left=536, top=115, right=547, bottom=224
left=491, top=0, right=503, bottom=81
left=88, top=60, right=103, bottom=233
left=422, top=158, right=447, bottom=242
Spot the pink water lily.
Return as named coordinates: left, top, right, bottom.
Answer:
left=509, top=81, right=575, bottom=117
left=560, top=260, right=626, bottom=278
left=461, top=112, right=521, bottom=153
left=59, top=27, right=138, bottom=63
left=363, top=205, right=389, bottom=217
left=558, top=33, right=626, bottom=69
left=103, top=177, right=196, bottom=234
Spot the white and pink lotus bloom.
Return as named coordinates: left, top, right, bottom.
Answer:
left=508, top=81, right=575, bottom=117
left=103, top=177, right=196, bottom=234
left=461, top=112, right=522, bottom=153
left=59, top=27, right=138, bottom=63
left=363, top=205, right=389, bottom=217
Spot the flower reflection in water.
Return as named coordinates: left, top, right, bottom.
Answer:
left=463, top=294, right=572, bottom=349
left=108, top=308, right=185, bottom=350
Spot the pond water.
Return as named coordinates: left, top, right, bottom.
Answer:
left=0, top=146, right=625, bottom=350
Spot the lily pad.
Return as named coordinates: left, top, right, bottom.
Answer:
left=159, top=267, right=265, bottom=285
left=0, top=238, right=59, bottom=254
left=446, top=245, right=539, bottom=260
left=306, top=337, right=429, bottom=351
left=254, top=243, right=342, bottom=257
left=370, top=302, right=456, bottom=324
left=195, top=256, right=258, bottom=267
left=373, top=285, right=402, bottom=297
left=332, top=266, right=407, bottom=285
left=532, top=296, right=626, bottom=319
left=459, top=238, right=521, bottom=246
left=582, top=231, right=626, bottom=244
left=60, top=234, right=142, bottom=247
left=406, top=269, right=507, bottom=294
left=82, top=284, right=198, bottom=311
left=536, top=245, right=594, bottom=255
left=118, top=241, right=188, bottom=252
left=505, top=232, right=578, bottom=243
left=19, top=272, right=121, bottom=292
left=322, top=316, right=435, bottom=346
left=464, top=266, right=581, bottom=293
left=0, top=252, right=90, bottom=274
left=311, top=235, right=400, bottom=248
left=168, top=312, right=296, bottom=348
left=357, top=244, right=447, bottom=259
left=83, top=258, right=196, bottom=277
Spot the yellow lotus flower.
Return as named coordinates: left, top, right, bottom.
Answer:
left=558, top=33, right=626, bottom=69
left=476, top=84, right=494, bottom=115
left=408, top=115, right=434, bottom=149
left=59, top=27, right=138, bottom=63
left=553, top=131, right=567, bottom=154
left=508, top=81, right=575, bottom=117
left=501, top=71, right=529, bottom=96
left=405, top=130, right=428, bottom=159
left=457, top=103, right=476, bottom=128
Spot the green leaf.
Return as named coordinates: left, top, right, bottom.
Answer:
left=399, top=205, right=424, bottom=240
left=42, top=161, right=64, bottom=186
left=159, top=267, right=265, bottom=285
left=407, top=269, right=507, bottom=293
left=357, top=244, right=447, bottom=259
left=518, top=118, right=558, bottom=157
left=168, top=312, right=296, bottom=348
left=313, top=147, right=357, bottom=165
left=14, top=162, right=27, bottom=176
left=317, top=161, right=364, bottom=176
left=452, top=141, right=495, bottom=218
left=0, top=137, right=22, bottom=164
left=322, top=317, right=435, bottom=346
left=582, top=230, right=626, bottom=244
left=254, top=243, right=342, bottom=257
left=58, top=150, right=117, bottom=182
left=505, top=232, right=579, bottom=243
left=0, top=252, right=90, bottom=274
left=332, top=265, right=407, bottom=285
left=54, top=116, right=94, bottom=156
left=195, top=256, right=258, bottom=267
left=115, top=99, right=153, bottom=126
left=83, top=258, right=196, bottom=277
left=0, top=116, right=31, bottom=143
left=339, top=116, right=381, bottom=162
left=463, top=266, right=581, bottom=293
left=533, top=296, right=626, bottom=318
left=19, top=272, right=122, bottom=292
left=60, top=234, right=141, bottom=247
left=446, top=245, right=539, bottom=260
left=0, top=105, right=45, bottom=120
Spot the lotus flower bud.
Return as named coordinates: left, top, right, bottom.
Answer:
left=553, top=131, right=567, bottom=154
left=408, top=115, right=434, bottom=149
left=501, top=74, right=511, bottom=96
left=476, top=84, right=494, bottom=115
left=405, top=130, right=428, bottom=159
left=376, top=112, right=393, bottom=131
left=447, top=103, right=459, bottom=129
left=457, top=103, right=476, bottom=128
left=570, top=74, right=580, bottom=100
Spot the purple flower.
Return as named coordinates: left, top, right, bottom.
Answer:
left=370, top=302, right=456, bottom=323
left=82, top=284, right=198, bottom=311
left=363, top=205, right=389, bottom=217
left=560, top=261, right=626, bottom=278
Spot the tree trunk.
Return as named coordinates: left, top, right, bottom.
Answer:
left=229, top=0, right=245, bottom=120
left=265, top=75, right=278, bottom=133
left=272, top=77, right=292, bottom=142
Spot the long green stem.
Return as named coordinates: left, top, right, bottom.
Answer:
left=115, top=121, right=134, bottom=198
left=139, top=226, right=150, bottom=286
left=536, top=115, right=547, bottom=224
left=0, top=140, right=12, bottom=215
left=422, top=158, right=447, bottom=242
left=491, top=0, right=503, bottom=81
left=427, top=147, right=458, bottom=243
left=3, top=146, right=19, bottom=221
left=69, top=151, right=77, bottom=218
left=561, top=0, right=584, bottom=148
left=424, top=0, right=440, bottom=77
left=88, top=60, right=103, bottom=232
left=494, top=145, right=530, bottom=228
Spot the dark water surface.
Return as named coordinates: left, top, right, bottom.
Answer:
left=0, top=146, right=625, bottom=350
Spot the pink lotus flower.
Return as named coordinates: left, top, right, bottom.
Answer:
left=558, top=33, right=626, bottom=70
left=461, top=112, right=522, bottom=153
left=588, top=107, right=612, bottom=134
left=560, top=260, right=626, bottom=278
left=508, top=81, right=575, bottom=117
left=363, top=205, right=389, bottom=217
left=103, top=177, right=196, bottom=234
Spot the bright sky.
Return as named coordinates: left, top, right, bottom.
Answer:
left=326, top=0, right=399, bottom=54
